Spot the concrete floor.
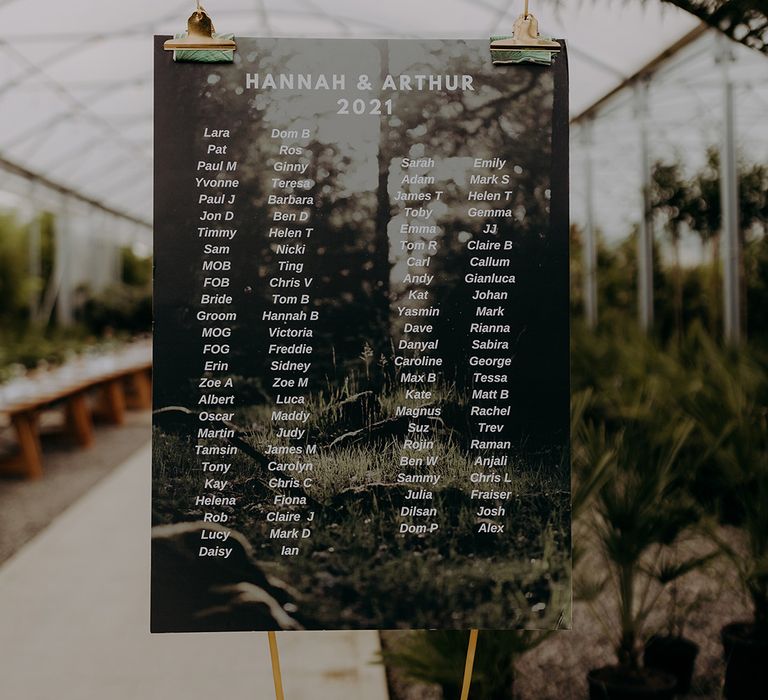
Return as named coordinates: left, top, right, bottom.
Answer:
left=0, top=444, right=389, bottom=700
left=0, top=409, right=154, bottom=564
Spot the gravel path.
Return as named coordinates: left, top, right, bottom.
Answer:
left=516, top=533, right=750, bottom=699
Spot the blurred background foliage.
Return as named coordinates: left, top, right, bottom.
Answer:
left=1, top=12, right=766, bottom=694
left=657, top=1, right=768, bottom=53
left=0, top=210, right=151, bottom=374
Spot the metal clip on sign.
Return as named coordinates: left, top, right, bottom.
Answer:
left=490, top=0, right=561, bottom=65
left=163, top=3, right=236, bottom=62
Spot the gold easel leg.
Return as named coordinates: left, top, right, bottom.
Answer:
left=268, top=631, right=286, bottom=700
left=460, top=629, right=479, bottom=700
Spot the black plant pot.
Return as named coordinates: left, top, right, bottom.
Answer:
left=643, top=634, right=699, bottom=694
left=587, top=666, right=677, bottom=700
left=721, top=622, right=768, bottom=699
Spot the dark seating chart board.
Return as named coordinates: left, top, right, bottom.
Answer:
left=152, top=37, right=570, bottom=633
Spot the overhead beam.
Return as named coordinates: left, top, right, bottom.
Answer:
left=0, top=155, right=151, bottom=229
left=571, top=24, right=710, bottom=124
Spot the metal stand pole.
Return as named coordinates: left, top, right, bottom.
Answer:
left=268, top=631, right=286, bottom=700
left=460, top=629, right=479, bottom=700
left=582, top=121, right=598, bottom=328
left=635, top=81, right=654, bottom=333
left=718, top=41, right=741, bottom=344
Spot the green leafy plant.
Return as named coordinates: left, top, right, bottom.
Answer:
left=611, top=1, right=768, bottom=54
left=383, top=629, right=547, bottom=700
left=0, top=212, right=38, bottom=323
left=682, top=335, right=768, bottom=636
left=578, top=411, right=698, bottom=672
left=78, top=283, right=152, bottom=335
left=651, top=160, right=692, bottom=342
left=653, top=549, right=719, bottom=638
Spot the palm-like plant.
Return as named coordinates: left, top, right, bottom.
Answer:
left=681, top=333, right=768, bottom=635
left=674, top=332, right=768, bottom=697
left=557, top=2, right=768, bottom=55
left=382, top=629, right=547, bottom=700
left=658, top=1, right=768, bottom=53
left=581, top=417, right=697, bottom=673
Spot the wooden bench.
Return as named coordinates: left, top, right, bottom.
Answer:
left=0, top=350, right=151, bottom=480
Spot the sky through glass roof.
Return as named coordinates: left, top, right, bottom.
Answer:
left=0, top=0, right=721, bottom=224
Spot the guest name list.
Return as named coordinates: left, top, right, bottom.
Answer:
left=192, top=121, right=525, bottom=559
left=154, top=35, right=570, bottom=634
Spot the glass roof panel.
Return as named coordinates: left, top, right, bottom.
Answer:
left=0, top=0, right=760, bottom=228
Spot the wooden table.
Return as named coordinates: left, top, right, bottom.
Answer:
left=0, top=347, right=151, bottom=480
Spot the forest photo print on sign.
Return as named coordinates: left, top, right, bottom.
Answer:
left=152, top=37, right=569, bottom=632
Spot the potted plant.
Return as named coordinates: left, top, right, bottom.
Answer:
left=382, top=629, right=546, bottom=700
left=642, top=547, right=717, bottom=694
left=642, top=634, right=698, bottom=697
left=683, top=342, right=768, bottom=699
left=578, top=415, right=698, bottom=700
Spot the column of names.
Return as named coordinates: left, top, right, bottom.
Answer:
left=395, top=156, right=443, bottom=538
left=264, top=128, right=318, bottom=557
left=466, top=158, right=518, bottom=535
left=196, top=126, right=239, bottom=559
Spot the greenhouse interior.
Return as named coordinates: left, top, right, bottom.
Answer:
left=0, top=1, right=767, bottom=699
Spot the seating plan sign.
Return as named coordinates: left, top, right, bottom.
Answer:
left=152, top=37, right=570, bottom=632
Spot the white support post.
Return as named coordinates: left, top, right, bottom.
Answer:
left=55, top=198, right=73, bottom=326
left=718, top=42, right=741, bottom=344
left=114, top=215, right=124, bottom=285
left=27, top=182, right=42, bottom=323
left=581, top=121, right=598, bottom=329
left=635, top=80, right=654, bottom=333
